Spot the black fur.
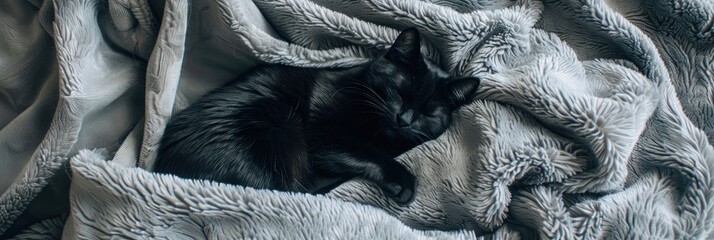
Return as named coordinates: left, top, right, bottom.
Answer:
left=153, top=28, right=480, bottom=205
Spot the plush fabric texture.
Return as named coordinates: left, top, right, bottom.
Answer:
left=0, top=0, right=713, bottom=238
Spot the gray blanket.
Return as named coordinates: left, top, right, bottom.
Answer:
left=1, top=0, right=713, bottom=239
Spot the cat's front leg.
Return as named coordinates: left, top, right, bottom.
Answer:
left=311, top=149, right=416, bottom=205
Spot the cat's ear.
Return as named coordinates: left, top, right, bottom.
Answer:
left=447, top=77, right=480, bottom=106
left=386, top=28, right=421, bottom=64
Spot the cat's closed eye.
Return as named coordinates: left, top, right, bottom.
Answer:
left=423, top=107, right=443, bottom=117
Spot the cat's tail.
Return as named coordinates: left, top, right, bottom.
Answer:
left=240, top=99, right=311, bottom=192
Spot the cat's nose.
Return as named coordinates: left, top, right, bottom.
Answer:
left=397, top=109, right=415, bottom=127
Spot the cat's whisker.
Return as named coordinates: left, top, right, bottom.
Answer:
left=370, top=128, right=386, bottom=143
left=330, top=87, right=352, bottom=100
left=353, top=81, right=391, bottom=110
left=286, top=105, right=295, bottom=120
left=412, top=129, right=431, bottom=143
left=361, top=98, right=395, bottom=117
left=294, top=177, right=308, bottom=192
left=344, top=94, right=388, bottom=112
left=343, top=86, right=383, bottom=106
left=356, top=100, right=391, bottom=114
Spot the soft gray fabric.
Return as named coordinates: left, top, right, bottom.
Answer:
left=0, top=0, right=712, bottom=239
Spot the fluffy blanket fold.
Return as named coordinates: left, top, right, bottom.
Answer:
left=0, top=0, right=713, bottom=239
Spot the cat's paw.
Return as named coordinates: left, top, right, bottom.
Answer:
left=380, top=164, right=416, bottom=205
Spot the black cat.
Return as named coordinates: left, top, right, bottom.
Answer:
left=153, top=28, right=479, bottom=205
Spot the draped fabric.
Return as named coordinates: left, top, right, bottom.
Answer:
left=1, top=0, right=712, bottom=238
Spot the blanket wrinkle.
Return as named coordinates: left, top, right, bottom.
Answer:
left=0, top=0, right=713, bottom=239
left=138, top=0, right=189, bottom=170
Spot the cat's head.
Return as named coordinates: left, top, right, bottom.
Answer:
left=360, top=28, right=480, bottom=142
